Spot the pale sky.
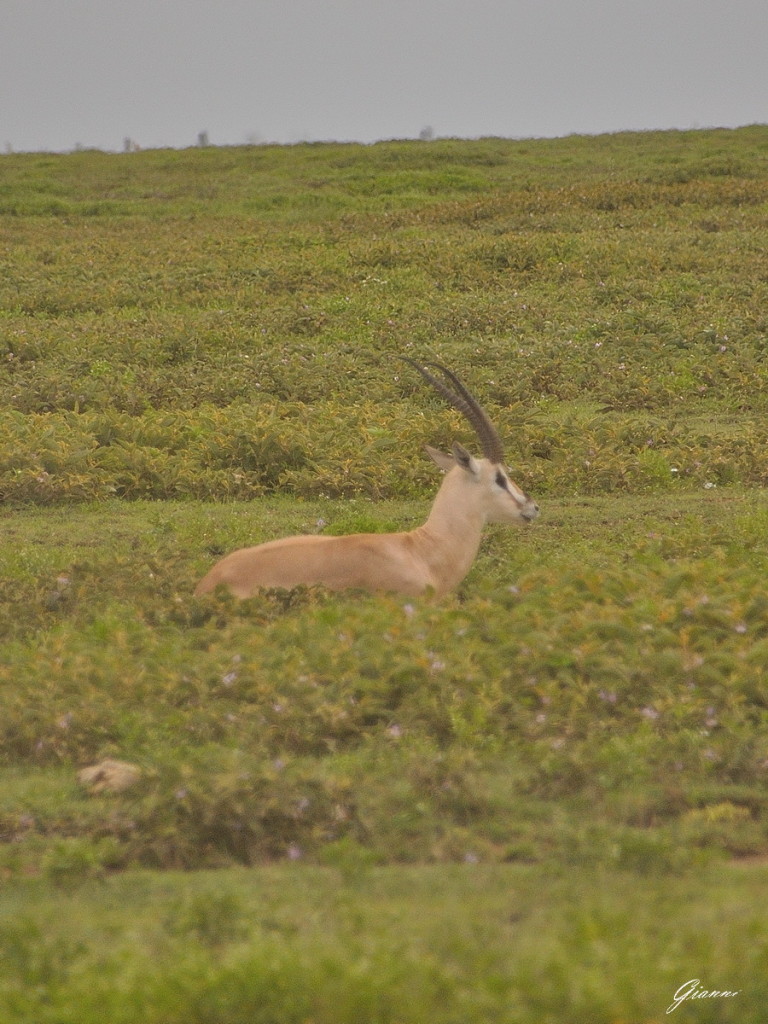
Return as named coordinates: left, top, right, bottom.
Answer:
left=2, top=0, right=766, bottom=153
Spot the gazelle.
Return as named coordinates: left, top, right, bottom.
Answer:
left=194, top=360, right=538, bottom=598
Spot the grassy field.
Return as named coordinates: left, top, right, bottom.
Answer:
left=1, top=127, right=768, bottom=1021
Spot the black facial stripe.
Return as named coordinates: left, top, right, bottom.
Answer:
left=497, top=470, right=530, bottom=508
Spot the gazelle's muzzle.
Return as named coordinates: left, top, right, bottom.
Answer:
left=520, top=498, right=539, bottom=522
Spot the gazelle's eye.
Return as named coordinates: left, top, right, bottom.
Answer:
left=495, top=471, right=508, bottom=490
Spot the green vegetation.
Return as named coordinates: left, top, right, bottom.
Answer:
left=1, top=864, right=766, bottom=1024
left=1, top=127, right=768, bottom=1021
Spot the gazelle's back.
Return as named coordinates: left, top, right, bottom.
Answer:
left=194, top=530, right=432, bottom=598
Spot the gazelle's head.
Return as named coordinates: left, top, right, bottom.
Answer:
left=405, top=359, right=539, bottom=527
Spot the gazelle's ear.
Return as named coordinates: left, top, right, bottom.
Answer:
left=451, top=442, right=480, bottom=476
left=425, top=445, right=456, bottom=472
left=424, top=444, right=480, bottom=476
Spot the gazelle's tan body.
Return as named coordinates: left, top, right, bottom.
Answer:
left=195, top=445, right=538, bottom=598
left=196, top=531, right=433, bottom=598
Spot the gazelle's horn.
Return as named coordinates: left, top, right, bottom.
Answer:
left=402, top=358, right=505, bottom=465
